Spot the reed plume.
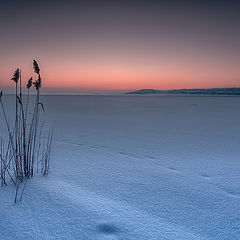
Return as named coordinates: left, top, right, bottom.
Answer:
left=11, top=69, right=20, bottom=83
left=33, top=60, right=40, bottom=74
left=26, top=77, right=33, bottom=89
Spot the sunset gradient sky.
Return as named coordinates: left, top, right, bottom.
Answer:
left=1, top=0, right=240, bottom=93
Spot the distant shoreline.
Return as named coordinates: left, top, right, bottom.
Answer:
left=125, top=88, right=240, bottom=95
left=1, top=87, right=240, bottom=96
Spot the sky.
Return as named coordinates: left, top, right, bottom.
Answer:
left=0, top=0, right=240, bottom=93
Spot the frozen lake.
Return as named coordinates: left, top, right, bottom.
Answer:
left=0, top=95, right=240, bottom=239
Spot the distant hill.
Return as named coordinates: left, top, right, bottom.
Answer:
left=125, top=88, right=240, bottom=95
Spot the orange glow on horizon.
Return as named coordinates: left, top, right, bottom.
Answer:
left=0, top=58, right=239, bottom=91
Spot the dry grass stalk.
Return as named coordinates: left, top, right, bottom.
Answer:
left=0, top=60, right=53, bottom=202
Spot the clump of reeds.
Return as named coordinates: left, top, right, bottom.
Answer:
left=0, top=60, right=53, bottom=202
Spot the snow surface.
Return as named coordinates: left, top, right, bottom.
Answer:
left=0, top=95, right=240, bottom=239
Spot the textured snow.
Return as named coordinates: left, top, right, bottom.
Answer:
left=0, top=95, right=240, bottom=239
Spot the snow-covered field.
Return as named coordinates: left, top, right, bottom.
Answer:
left=0, top=95, right=240, bottom=239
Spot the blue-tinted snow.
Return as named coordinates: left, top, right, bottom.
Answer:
left=0, top=95, right=240, bottom=239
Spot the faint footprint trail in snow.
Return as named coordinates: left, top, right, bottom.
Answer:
left=198, top=172, right=240, bottom=199
left=55, top=138, right=159, bottom=162
left=166, top=167, right=181, bottom=174
left=55, top=139, right=240, bottom=201
left=199, top=173, right=211, bottom=179
left=212, top=185, right=240, bottom=199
